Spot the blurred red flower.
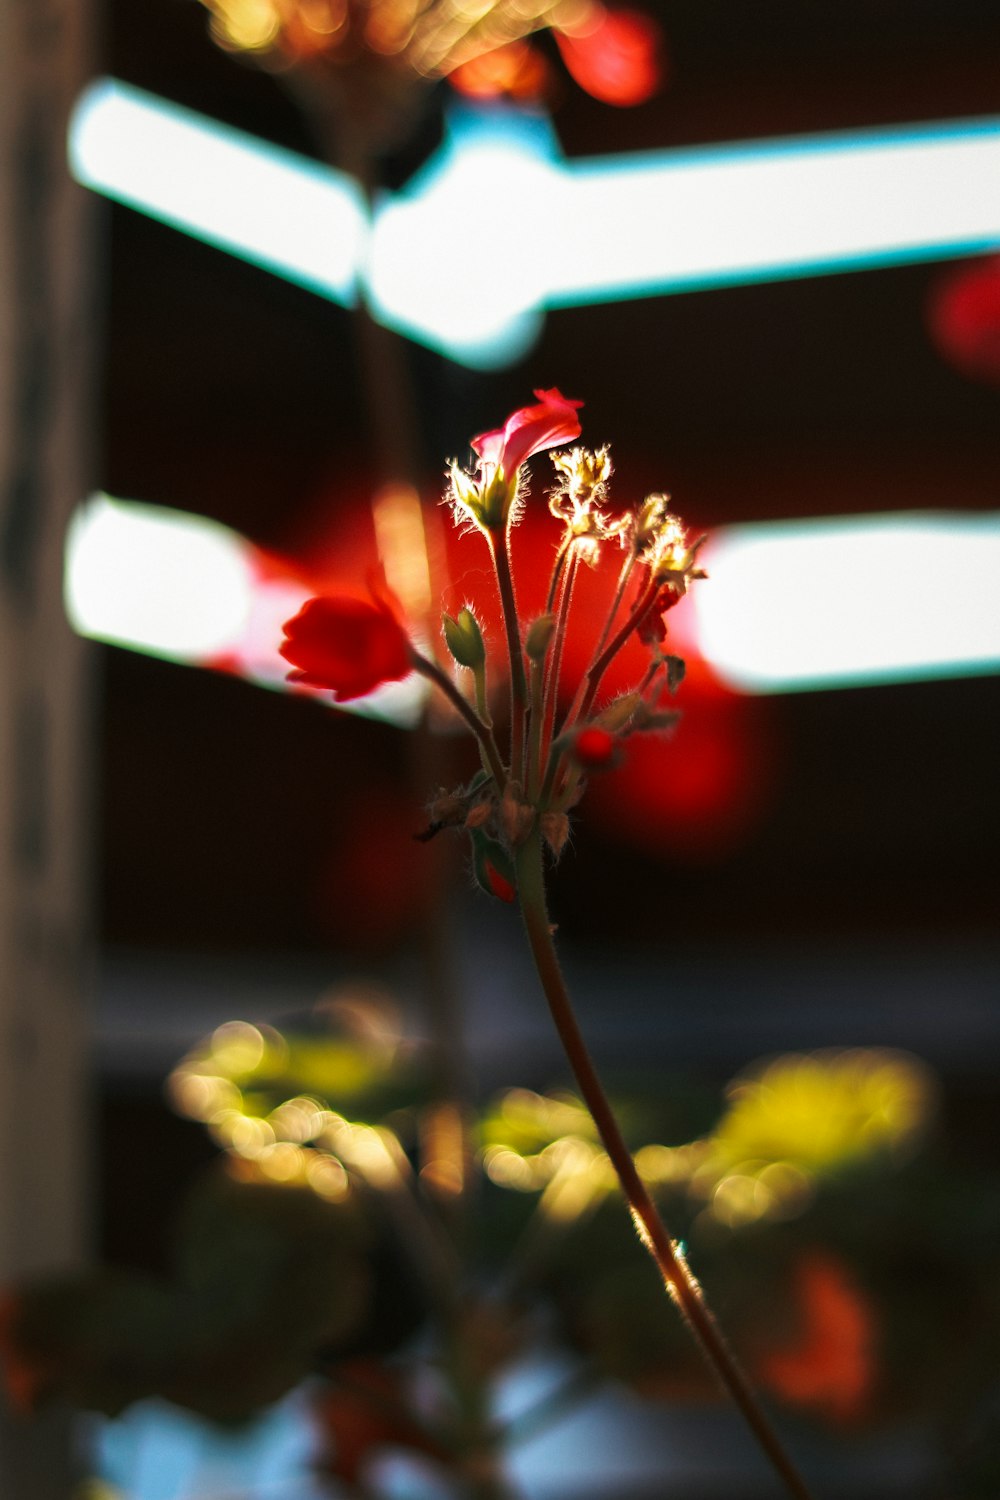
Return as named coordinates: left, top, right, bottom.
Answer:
left=927, top=256, right=1000, bottom=385
left=316, top=1359, right=447, bottom=1486
left=574, top=726, right=620, bottom=769
left=756, top=1252, right=875, bottom=1424
left=281, top=589, right=413, bottom=702
left=554, top=5, right=663, bottom=107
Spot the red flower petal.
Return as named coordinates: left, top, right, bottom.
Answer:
left=280, top=594, right=413, bottom=702
left=471, top=388, right=583, bottom=476
left=555, top=6, right=664, bottom=108
left=756, top=1253, right=875, bottom=1424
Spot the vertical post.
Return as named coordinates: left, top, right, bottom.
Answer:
left=0, top=0, right=95, bottom=1490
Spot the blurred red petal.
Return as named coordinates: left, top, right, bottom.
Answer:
left=449, top=40, right=552, bottom=101
left=927, top=256, right=1000, bottom=385
left=756, top=1253, right=876, bottom=1425
left=555, top=5, right=664, bottom=107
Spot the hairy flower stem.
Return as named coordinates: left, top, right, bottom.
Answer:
left=526, top=657, right=546, bottom=802
left=567, top=574, right=658, bottom=734
left=591, top=549, right=637, bottom=662
left=513, top=826, right=817, bottom=1500
left=411, top=655, right=507, bottom=790
left=489, top=532, right=528, bottom=785
left=473, top=659, right=492, bottom=729
left=540, top=545, right=580, bottom=774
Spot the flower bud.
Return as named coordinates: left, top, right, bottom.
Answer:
left=479, top=467, right=519, bottom=531
left=525, top=614, right=556, bottom=661
left=449, top=460, right=519, bottom=533
left=470, top=828, right=517, bottom=903
left=594, top=692, right=641, bottom=733
left=442, top=607, right=486, bottom=669
left=632, top=492, right=673, bottom=553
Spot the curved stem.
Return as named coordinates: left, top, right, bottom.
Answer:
left=513, top=827, right=817, bottom=1500
left=411, top=653, right=507, bottom=790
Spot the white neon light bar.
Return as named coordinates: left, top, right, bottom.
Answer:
left=68, top=81, right=1000, bottom=367
left=546, top=121, right=1000, bottom=304
left=367, top=127, right=552, bottom=365
left=64, top=496, right=1000, bottom=696
left=69, top=79, right=366, bottom=305
left=695, top=511, right=1000, bottom=692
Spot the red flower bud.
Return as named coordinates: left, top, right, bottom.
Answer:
left=573, top=726, right=620, bottom=770
left=483, top=858, right=517, bottom=903
left=280, top=591, right=413, bottom=702
left=470, top=828, right=518, bottom=903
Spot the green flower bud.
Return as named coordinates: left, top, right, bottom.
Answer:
left=595, top=691, right=641, bottom=732
left=478, top=467, right=518, bottom=531
left=448, top=461, right=518, bottom=534
left=525, top=614, right=557, bottom=661
left=442, top=607, right=486, bottom=669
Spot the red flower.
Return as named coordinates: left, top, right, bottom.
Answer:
left=554, top=6, right=663, bottom=108
left=471, top=388, right=583, bottom=478
left=280, top=590, right=413, bottom=702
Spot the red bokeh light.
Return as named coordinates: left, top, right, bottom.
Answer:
left=449, top=40, right=553, bottom=102
left=554, top=6, right=664, bottom=108
left=927, top=255, right=1000, bottom=385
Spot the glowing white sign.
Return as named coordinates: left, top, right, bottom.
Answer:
left=69, top=79, right=1000, bottom=367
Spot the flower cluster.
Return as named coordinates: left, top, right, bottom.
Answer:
left=281, top=389, right=705, bottom=900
